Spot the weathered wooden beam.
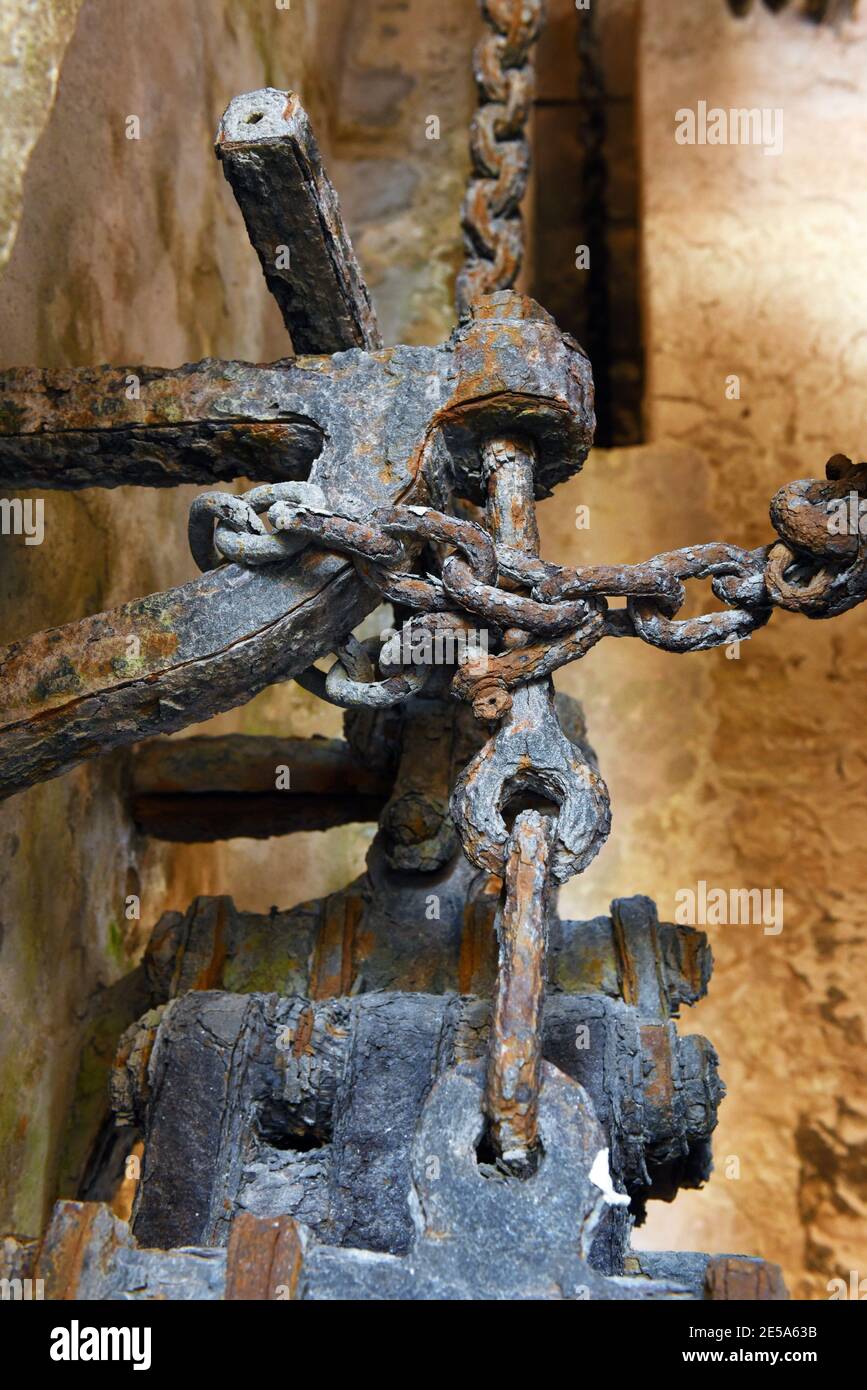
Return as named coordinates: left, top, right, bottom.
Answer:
left=8, top=1200, right=226, bottom=1301
left=130, top=734, right=393, bottom=840
left=0, top=343, right=445, bottom=496
left=0, top=551, right=375, bottom=801
left=275, top=1063, right=689, bottom=1301
left=704, top=1255, right=790, bottom=1301
left=0, top=341, right=444, bottom=492
left=225, top=1213, right=304, bottom=1301
left=117, top=1001, right=705, bottom=1299
left=216, top=90, right=381, bottom=354
left=0, top=342, right=443, bottom=491
left=141, top=888, right=712, bottom=1020
left=0, top=293, right=586, bottom=499
left=0, top=294, right=594, bottom=801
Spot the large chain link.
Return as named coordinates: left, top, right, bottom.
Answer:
left=455, top=0, right=544, bottom=316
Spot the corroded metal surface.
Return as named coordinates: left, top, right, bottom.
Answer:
left=451, top=436, right=610, bottom=883
left=0, top=345, right=439, bottom=493
left=441, top=294, right=595, bottom=502
left=451, top=681, right=611, bottom=881
left=111, top=880, right=721, bottom=1257
left=0, top=359, right=322, bottom=490
left=457, top=0, right=544, bottom=314
left=111, top=985, right=720, bottom=1273
left=216, top=89, right=381, bottom=354
left=7, top=286, right=858, bottom=806
left=0, top=53, right=823, bottom=1302
left=0, top=551, right=372, bottom=800
left=485, top=810, right=551, bottom=1170
left=269, top=1063, right=693, bottom=1300
left=140, top=889, right=711, bottom=1015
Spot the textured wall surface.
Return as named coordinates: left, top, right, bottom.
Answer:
left=548, top=0, right=867, bottom=1298
left=1, top=0, right=866, bottom=1300
left=0, top=0, right=84, bottom=271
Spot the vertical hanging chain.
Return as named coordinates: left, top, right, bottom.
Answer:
left=456, top=0, right=545, bottom=316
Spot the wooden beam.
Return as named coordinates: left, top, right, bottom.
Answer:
left=0, top=358, right=325, bottom=490
left=130, top=734, right=392, bottom=840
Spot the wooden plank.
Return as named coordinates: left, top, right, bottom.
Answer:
left=0, top=341, right=440, bottom=797
left=216, top=89, right=381, bottom=354
left=131, top=733, right=387, bottom=796
left=225, top=1213, right=304, bottom=1301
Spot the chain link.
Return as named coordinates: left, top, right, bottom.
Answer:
left=456, top=0, right=545, bottom=316
left=188, top=454, right=867, bottom=706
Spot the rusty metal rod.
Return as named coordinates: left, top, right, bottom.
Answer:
left=485, top=808, right=552, bottom=1170
left=482, top=435, right=551, bottom=1168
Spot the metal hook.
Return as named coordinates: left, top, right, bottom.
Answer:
left=449, top=681, right=610, bottom=884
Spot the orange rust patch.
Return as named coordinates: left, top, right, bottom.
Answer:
left=292, top=1005, right=315, bottom=1058
left=190, top=899, right=229, bottom=991
left=225, top=1212, right=305, bottom=1301
left=36, top=1203, right=106, bottom=1300
left=310, top=894, right=361, bottom=999
left=459, top=897, right=497, bottom=996
left=639, top=1024, right=674, bottom=1110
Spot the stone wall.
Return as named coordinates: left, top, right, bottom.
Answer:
left=547, top=0, right=867, bottom=1298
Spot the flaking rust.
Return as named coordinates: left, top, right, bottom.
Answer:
left=485, top=810, right=552, bottom=1170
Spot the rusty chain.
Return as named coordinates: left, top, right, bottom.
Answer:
left=455, top=0, right=544, bottom=316
left=184, top=448, right=867, bottom=1174
left=188, top=452, right=867, bottom=708
left=187, top=0, right=866, bottom=1165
